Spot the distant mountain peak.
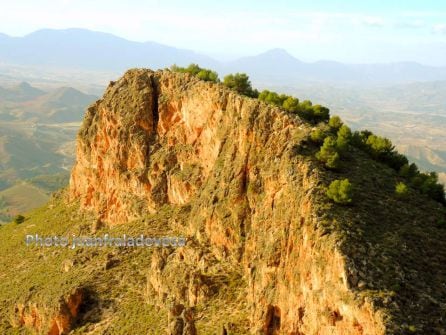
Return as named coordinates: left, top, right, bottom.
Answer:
left=26, top=27, right=98, bottom=36
left=262, top=48, right=293, bottom=56
left=3, top=82, right=46, bottom=100
left=17, top=81, right=33, bottom=89
left=257, top=48, right=299, bottom=61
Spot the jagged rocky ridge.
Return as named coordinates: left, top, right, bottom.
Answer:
left=68, top=69, right=446, bottom=334
left=2, top=69, right=445, bottom=334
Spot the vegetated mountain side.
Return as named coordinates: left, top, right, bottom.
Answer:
left=0, top=69, right=445, bottom=335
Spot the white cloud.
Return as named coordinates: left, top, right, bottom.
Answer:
left=433, top=24, right=446, bottom=34
left=395, top=20, right=425, bottom=29
left=355, top=16, right=385, bottom=27
left=400, top=11, right=446, bottom=18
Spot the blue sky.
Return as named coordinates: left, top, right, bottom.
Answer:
left=1, top=0, right=445, bottom=65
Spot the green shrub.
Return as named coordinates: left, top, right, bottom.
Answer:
left=328, top=115, right=343, bottom=130
left=257, top=90, right=270, bottom=102
left=326, top=152, right=340, bottom=169
left=316, top=136, right=341, bottom=169
left=407, top=325, right=417, bottom=333
left=395, top=182, right=409, bottom=198
left=351, top=130, right=372, bottom=149
left=299, top=103, right=330, bottom=123
left=310, top=128, right=327, bottom=144
left=336, top=125, right=352, bottom=152
left=258, top=90, right=286, bottom=105
left=282, top=96, right=300, bottom=111
left=365, top=135, right=394, bottom=159
left=259, top=91, right=330, bottom=123
left=417, top=172, right=445, bottom=205
left=399, top=163, right=419, bottom=179
left=311, top=105, right=330, bottom=122
left=300, top=100, right=312, bottom=110
left=352, top=131, right=408, bottom=171
left=223, top=73, right=258, bottom=97
left=327, top=179, right=353, bottom=204
left=398, top=165, right=445, bottom=205
left=170, top=64, right=219, bottom=83
left=386, top=152, right=409, bottom=171
left=197, top=69, right=219, bottom=82
left=13, top=214, right=25, bottom=224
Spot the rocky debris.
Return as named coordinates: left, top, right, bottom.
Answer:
left=61, top=259, right=74, bottom=273
left=168, top=303, right=196, bottom=335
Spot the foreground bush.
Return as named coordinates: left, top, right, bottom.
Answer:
left=395, top=182, right=409, bottom=199
left=316, top=136, right=340, bottom=169
left=310, top=128, right=327, bottom=144
left=13, top=214, right=25, bottom=224
left=327, top=179, right=353, bottom=204
left=328, top=115, right=343, bottom=130
left=171, top=64, right=219, bottom=83
left=223, top=73, right=259, bottom=97
left=258, top=90, right=330, bottom=123
left=336, top=125, right=352, bottom=152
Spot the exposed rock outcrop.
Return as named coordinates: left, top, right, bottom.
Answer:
left=12, top=288, right=83, bottom=335
left=67, top=69, right=446, bottom=334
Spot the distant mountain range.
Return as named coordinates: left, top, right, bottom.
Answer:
left=1, top=28, right=446, bottom=85
left=0, top=29, right=216, bottom=72
left=229, top=49, right=446, bottom=85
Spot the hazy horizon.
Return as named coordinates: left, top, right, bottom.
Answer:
left=1, top=27, right=446, bottom=68
left=1, top=0, right=445, bottom=66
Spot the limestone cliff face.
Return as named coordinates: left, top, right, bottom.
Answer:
left=68, top=69, right=444, bottom=334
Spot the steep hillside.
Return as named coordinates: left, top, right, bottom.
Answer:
left=0, top=69, right=445, bottom=335
left=0, top=173, right=69, bottom=223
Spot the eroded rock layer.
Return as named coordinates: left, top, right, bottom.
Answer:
left=67, top=69, right=446, bottom=334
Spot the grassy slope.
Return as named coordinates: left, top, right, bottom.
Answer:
left=0, top=193, right=248, bottom=334
left=0, top=182, right=49, bottom=222
left=0, top=196, right=170, bottom=334
left=0, top=172, right=70, bottom=223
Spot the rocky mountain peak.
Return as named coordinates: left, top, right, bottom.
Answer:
left=6, top=68, right=444, bottom=334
